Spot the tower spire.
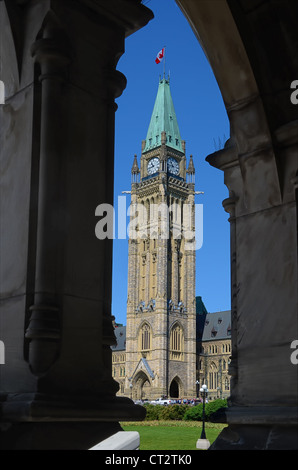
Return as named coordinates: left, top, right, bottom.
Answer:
left=142, top=77, right=182, bottom=154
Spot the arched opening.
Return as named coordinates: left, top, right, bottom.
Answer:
left=169, top=376, right=182, bottom=398
left=112, top=0, right=232, bottom=411
left=111, top=0, right=297, bottom=450
left=133, top=371, right=151, bottom=400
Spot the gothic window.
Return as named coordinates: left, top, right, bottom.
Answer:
left=139, top=323, right=151, bottom=356
left=208, top=362, right=218, bottom=390
left=170, top=323, right=184, bottom=360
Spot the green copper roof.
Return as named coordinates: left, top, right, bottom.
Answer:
left=142, top=78, right=183, bottom=153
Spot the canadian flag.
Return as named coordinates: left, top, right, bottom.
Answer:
left=155, top=48, right=165, bottom=64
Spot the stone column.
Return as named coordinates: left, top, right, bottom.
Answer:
left=0, top=0, right=153, bottom=450
left=207, top=124, right=298, bottom=449
left=24, top=16, right=71, bottom=380
left=222, top=190, right=238, bottom=400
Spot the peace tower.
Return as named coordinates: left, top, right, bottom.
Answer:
left=124, top=77, right=197, bottom=400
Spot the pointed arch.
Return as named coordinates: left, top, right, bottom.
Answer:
left=138, top=321, right=152, bottom=359
left=169, top=376, right=183, bottom=399
left=169, top=321, right=184, bottom=361
left=133, top=370, right=152, bottom=400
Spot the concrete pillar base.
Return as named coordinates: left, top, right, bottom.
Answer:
left=210, top=406, right=298, bottom=450
left=0, top=393, right=146, bottom=450
left=210, top=424, right=298, bottom=450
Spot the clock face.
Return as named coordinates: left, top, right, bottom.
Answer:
left=147, top=157, right=160, bottom=175
left=167, top=157, right=179, bottom=175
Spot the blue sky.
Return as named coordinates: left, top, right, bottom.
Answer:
left=112, top=0, right=231, bottom=325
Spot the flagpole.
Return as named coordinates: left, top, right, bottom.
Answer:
left=163, top=46, right=166, bottom=79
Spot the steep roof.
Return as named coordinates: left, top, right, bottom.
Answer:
left=142, top=77, right=183, bottom=153
left=197, top=310, right=231, bottom=341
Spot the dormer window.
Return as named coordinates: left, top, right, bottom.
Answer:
left=211, top=327, right=217, bottom=338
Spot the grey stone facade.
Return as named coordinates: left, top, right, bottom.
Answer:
left=112, top=303, right=232, bottom=401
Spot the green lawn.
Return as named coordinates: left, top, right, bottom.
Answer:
left=121, top=421, right=226, bottom=450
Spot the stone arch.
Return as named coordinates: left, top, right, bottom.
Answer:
left=169, top=376, right=183, bottom=399
left=133, top=370, right=152, bottom=400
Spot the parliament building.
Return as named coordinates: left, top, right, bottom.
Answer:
left=112, top=77, right=231, bottom=401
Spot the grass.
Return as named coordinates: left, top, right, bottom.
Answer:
left=121, top=421, right=226, bottom=450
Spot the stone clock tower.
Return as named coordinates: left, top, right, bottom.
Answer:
left=125, top=77, right=197, bottom=400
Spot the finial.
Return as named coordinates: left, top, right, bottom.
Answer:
left=187, top=155, right=195, bottom=173
left=186, top=155, right=195, bottom=184
left=131, top=154, right=139, bottom=174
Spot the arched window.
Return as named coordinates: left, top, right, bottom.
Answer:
left=208, top=362, right=218, bottom=390
left=139, top=323, right=152, bottom=358
left=170, top=323, right=184, bottom=360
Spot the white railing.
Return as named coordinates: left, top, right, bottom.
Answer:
left=89, top=431, right=140, bottom=450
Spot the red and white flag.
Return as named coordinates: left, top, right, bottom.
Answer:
left=155, top=48, right=165, bottom=64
